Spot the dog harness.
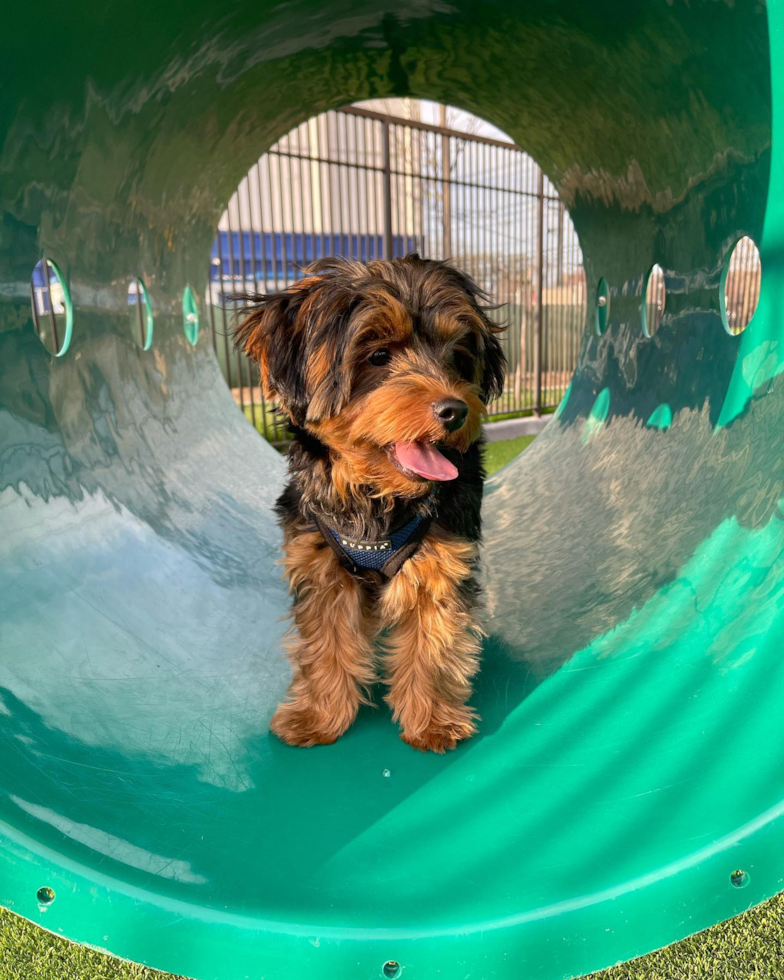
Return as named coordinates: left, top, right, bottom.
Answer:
left=311, top=507, right=434, bottom=579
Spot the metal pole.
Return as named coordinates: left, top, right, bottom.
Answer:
left=207, top=265, right=218, bottom=355
left=556, top=201, right=564, bottom=285
left=440, top=105, right=452, bottom=258
left=382, top=119, right=393, bottom=259
left=216, top=230, right=233, bottom=391
left=226, top=206, right=246, bottom=413
left=535, top=167, right=544, bottom=417
left=340, top=104, right=518, bottom=151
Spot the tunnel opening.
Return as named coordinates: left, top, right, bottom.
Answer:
left=205, top=100, right=588, bottom=449
left=0, top=4, right=781, bottom=980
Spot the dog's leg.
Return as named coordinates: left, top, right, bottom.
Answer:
left=381, top=530, right=482, bottom=753
left=272, top=531, right=376, bottom=747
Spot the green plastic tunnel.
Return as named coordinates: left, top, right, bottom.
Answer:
left=1, top=2, right=783, bottom=978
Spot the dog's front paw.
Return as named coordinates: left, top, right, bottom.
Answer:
left=271, top=702, right=342, bottom=747
left=401, top=715, right=477, bottom=753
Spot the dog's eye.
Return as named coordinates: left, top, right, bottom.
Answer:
left=454, top=350, right=475, bottom=382
left=369, top=348, right=391, bottom=367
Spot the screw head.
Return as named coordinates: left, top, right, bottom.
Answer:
left=37, top=887, right=55, bottom=906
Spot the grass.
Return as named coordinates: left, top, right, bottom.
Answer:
left=242, top=402, right=289, bottom=442
left=483, top=434, right=536, bottom=474
left=0, top=909, right=183, bottom=980
left=590, top=894, right=784, bottom=978
left=2, top=432, right=781, bottom=979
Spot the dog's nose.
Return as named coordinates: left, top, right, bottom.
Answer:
left=433, top=398, right=469, bottom=432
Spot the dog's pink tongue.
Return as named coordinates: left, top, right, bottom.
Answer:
left=395, top=441, right=458, bottom=481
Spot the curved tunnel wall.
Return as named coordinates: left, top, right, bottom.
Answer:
left=1, top=3, right=783, bottom=980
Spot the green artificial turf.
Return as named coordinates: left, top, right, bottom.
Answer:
left=0, top=908, right=185, bottom=980
left=3, top=432, right=781, bottom=979
left=483, top=434, right=536, bottom=474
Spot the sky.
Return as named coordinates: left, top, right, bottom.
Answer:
left=354, top=98, right=514, bottom=144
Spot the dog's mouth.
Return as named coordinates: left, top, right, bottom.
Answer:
left=387, top=441, right=459, bottom=482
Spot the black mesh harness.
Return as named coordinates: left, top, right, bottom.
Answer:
left=311, top=504, right=434, bottom=580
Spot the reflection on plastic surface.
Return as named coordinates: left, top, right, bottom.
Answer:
left=0, top=0, right=780, bottom=979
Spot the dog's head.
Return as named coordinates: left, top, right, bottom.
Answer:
left=235, top=255, right=506, bottom=497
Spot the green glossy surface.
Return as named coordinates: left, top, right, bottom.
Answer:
left=1, top=2, right=782, bottom=979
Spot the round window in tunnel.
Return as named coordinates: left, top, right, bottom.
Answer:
left=183, top=285, right=200, bottom=345
left=207, top=99, right=586, bottom=441
left=128, top=277, right=154, bottom=351
left=721, top=236, right=761, bottom=335
left=30, top=258, right=73, bottom=356
left=642, top=264, right=666, bottom=337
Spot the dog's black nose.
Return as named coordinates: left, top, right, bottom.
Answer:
left=433, top=398, right=469, bottom=432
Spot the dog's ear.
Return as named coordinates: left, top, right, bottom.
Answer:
left=480, top=328, right=507, bottom=403
left=234, top=278, right=321, bottom=424
left=299, top=279, right=360, bottom=422
left=440, top=263, right=507, bottom=403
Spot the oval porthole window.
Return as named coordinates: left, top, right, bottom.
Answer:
left=128, top=277, right=154, bottom=350
left=182, top=285, right=200, bottom=345
left=721, top=236, right=761, bottom=335
left=30, top=258, right=73, bottom=356
left=594, top=278, right=610, bottom=335
left=642, top=264, right=666, bottom=337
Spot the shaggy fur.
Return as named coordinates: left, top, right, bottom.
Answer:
left=235, top=254, right=506, bottom=752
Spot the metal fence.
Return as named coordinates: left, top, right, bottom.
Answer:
left=208, top=105, right=587, bottom=442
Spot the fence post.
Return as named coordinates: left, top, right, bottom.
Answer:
left=382, top=119, right=393, bottom=259
left=440, top=105, right=452, bottom=259
left=535, top=167, right=545, bottom=416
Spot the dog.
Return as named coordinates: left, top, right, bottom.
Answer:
left=235, top=254, right=506, bottom=752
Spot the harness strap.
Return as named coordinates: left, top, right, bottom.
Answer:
left=311, top=510, right=433, bottom=580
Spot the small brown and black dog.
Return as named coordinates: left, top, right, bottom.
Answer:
left=235, top=254, right=505, bottom=752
